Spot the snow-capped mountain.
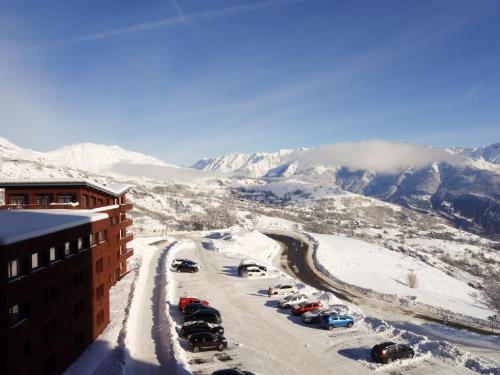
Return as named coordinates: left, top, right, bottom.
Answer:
left=192, top=149, right=298, bottom=177
left=447, top=143, right=500, bottom=164
left=193, top=142, right=500, bottom=235
left=0, top=137, right=178, bottom=175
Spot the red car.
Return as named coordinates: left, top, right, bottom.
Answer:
left=178, top=297, right=209, bottom=311
left=291, top=301, right=323, bottom=315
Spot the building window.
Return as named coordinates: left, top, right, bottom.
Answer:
left=97, top=231, right=106, bottom=243
left=31, top=253, right=39, bottom=269
left=78, top=238, right=83, bottom=250
left=24, top=339, right=31, bottom=358
left=82, top=195, right=88, bottom=208
left=42, top=319, right=57, bottom=342
left=89, top=233, right=94, bottom=247
left=9, top=302, right=28, bottom=326
left=97, top=310, right=105, bottom=325
left=96, top=259, right=104, bottom=273
left=97, top=198, right=103, bottom=206
left=58, top=193, right=76, bottom=203
left=35, top=194, right=52, bottom=205
left=73, top=299, right=84, bottom=317
left=10, top=195, right=27, bottom=205
left=91, top=197, right=96, bottom=207
left=49, top=247, right=56, bottom=262
left=96, top=284, right=104, bottom=300
left=43, top=285, right=57, bottom=305
left=8, top=259, right=19, bottom=279
left=64, top=242, right=70, bottom=256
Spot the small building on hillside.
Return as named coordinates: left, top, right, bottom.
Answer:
left=0, top=180, right=134, bottom=375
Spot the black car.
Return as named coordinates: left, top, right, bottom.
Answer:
left=184, top=309, right=222, bottom=324
left=212, top=370, right=256, bottom=375
left=371, top=342, right=415, bottom=364
left=188, top=332, right=227, bottom=352
left=180, top=321, right=224, bottom=338
left=176, top=263, right=199, bottom=273
left=182, top=303, right=218, bottom=316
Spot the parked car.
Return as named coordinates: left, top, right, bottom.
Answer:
left=302, top=308, right=334, bottom=324
left=238, top=260, right=267, bottom=276
left=176, top=263, right=199, bottom=273
left=278, top=294, right=308, bottom=309
left=180, top=321, right=224, bottom=338
left=182, top=303, right=216, bottom=316
left=271, top=284, right=298, bottom=296
left=178, top=297, right=208, bottom=310
left=291, top=301, right=323, bottom=315
left=212, top=370, right=256, bottom=375
left=242, top=266, right=266, bottom=277
left=188, top=332, right=227, bottom=352
left=371, top=342, right=415, bottom=364
left=184, top=309, right=222, bottom=324
left=320, top=314, right=354, bottom=330
left=172, top=258, right=197, bottom=267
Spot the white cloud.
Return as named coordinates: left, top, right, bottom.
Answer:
left=290, top=140, right=463, bottom=173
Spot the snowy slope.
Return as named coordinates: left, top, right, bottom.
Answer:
left=314, top=234, right=494, bottom=319
left=46, top=143, right=177, bottom=174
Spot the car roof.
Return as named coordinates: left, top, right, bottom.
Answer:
left=189, top=331, right=215, bottom=338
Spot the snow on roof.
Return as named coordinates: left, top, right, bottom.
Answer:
left=0, top=179, right=130, bottom=198
left=0, top=209, right=108, bottom=245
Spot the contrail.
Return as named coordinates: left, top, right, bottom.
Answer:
left=67, top=0, right=305, bottom=44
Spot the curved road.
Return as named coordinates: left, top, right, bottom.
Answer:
left=265, top=233, right=500, bottom=336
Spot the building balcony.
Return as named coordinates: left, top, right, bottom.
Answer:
left=120, top=218, right=133, bottom=228
left=120, top=247, right=134, bottom=260
left=119, top=202, right=133, bottom=212
left=120, top=233, right=134, bottom=245
left=0, top=203, right=79, bottom=210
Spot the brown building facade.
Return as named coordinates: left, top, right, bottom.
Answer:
left=0, top=180, right=134, bottom=375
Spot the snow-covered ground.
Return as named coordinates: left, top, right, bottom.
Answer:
left=164, top=231, right=499, bottom=375
left=314, top=234, right=494, bottom=319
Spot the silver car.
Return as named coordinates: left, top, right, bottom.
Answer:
left=302, top=308, right=334, bottom=324
left=277, top=294, right=308, bottom=309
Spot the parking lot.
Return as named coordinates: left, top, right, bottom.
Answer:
left=165, top=238, right=476, bottom=375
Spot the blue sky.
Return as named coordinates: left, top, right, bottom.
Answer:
left=1, top=0, right=499, bottom=165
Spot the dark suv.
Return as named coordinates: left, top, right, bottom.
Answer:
left=188, top=332, right=227, bottom=352
left=176, top=263, right=199, bottom=273
left=184, top=309, right=222, bottom=324
left=182, top=303, right=217, bottom=316
left=180, top=321, right=224, bottom=338
left=371, top=342, right=414, bottom=363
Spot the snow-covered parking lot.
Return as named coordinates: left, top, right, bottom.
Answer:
left=165, top=235, right=493, bottom=375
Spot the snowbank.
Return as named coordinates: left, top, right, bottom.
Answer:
left=314, top=234, right=494, bottom=319
left=203, top=229, right=281, bottom=264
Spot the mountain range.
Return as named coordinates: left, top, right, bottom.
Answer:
left=1, top=137, right=499, bottom=235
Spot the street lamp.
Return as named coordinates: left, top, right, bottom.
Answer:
left=488, top=314, right=497, bottom=333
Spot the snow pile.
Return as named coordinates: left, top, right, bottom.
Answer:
left=360, top=317, right=500, bottom=374
left=313, top=234, right=493, bottom=319
left=203, top=229, right=281, bottom=264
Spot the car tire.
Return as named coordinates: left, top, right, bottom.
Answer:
left=328, top=325, right=334, bottom=331
left=177, top=269, right=181, bottom=273
left=193, top=346, right=200, bottom=353
left=347, top=322, right=353, bottom=328
left=191, top=269, right=195, bottom=273
left=217, top=343, right=224, bottom=351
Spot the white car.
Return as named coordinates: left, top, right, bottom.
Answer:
left=278, top=294, right=308, bottom=309
left=243, top=266, right=266, bottom=277
left=271, top=284, right=298, bottom=296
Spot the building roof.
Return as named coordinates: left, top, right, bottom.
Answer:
left=0, top=179, right=130, bottom=198
left=0, top=209, right=108, bottom=245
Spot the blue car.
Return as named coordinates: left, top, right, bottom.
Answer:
left=320, top=314, right=354, bottom=330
